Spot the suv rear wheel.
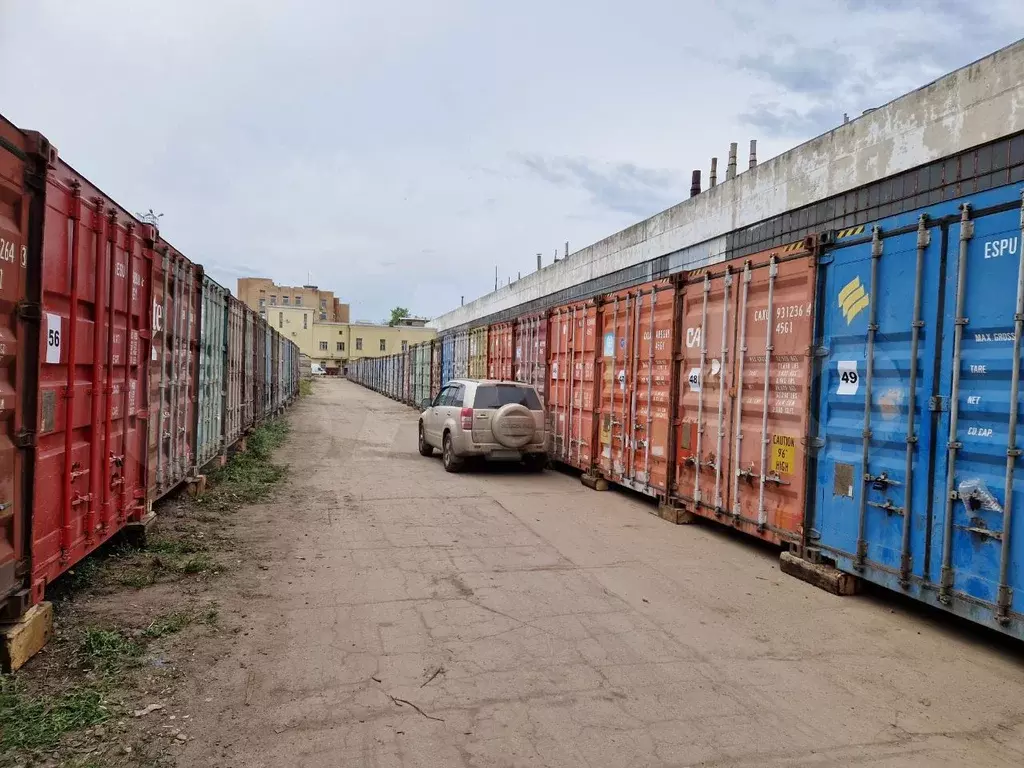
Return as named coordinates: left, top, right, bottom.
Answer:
left=418, top=424, right=433, bottom=457
left=442, top=433, right=463, bottom=473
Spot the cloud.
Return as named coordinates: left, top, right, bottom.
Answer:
left=737, top=48, right=850, bottom=98
left=516, top=154, right=683, bottom=218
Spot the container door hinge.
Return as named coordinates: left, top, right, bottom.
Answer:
left=929, top=396, right=947, bottom=412
left=806, top=528, right=822, bottom=541
left=812, top=345, right=829, bottom=359
left=16, top=301, right=41, bottom=321
left=808, top=437, right=825, bottom=451
left=817, top=252, right=835, bottom=266
left=14, top=429, right=36, bottom=448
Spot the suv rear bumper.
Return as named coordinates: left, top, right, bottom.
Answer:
left=452, top=432, right=547, bottom=459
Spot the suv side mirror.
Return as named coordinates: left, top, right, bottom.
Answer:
left=420, top=398, right=431, bottom=410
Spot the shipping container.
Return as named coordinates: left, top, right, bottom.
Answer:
left=401, top=347, right=412, bottom=405
left=671, top=240, right=818, bottom=544
left=430, top=338, right=442, bottom=401
left=469, top=326, right=488, bottom=378
left=412, top=342, right=431, bottom=408
left=0, top=116, right=34, bottom=613
left=488, top=322, right=514, bottom=381
left=548, top=302, right=600, bottom=471
left=148, top=243, right=200, bottom=503
left=31, top=141, right=154, bottom=609
left=597, top=281, right=675, bottom=497
left=195, top=274, right=228, bottom=469
left=253, top=313, right=267, bottom=423
left=514, top=311, right=547, bottom=404
left=225, top=297, right=246, bottom=447
left=807, top=182, right=1024, bottom=640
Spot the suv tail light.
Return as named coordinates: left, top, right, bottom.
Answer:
left=460, top=407, right=474, bottom=429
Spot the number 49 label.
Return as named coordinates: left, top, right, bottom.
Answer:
left=837, top=360, right=859, bottom=395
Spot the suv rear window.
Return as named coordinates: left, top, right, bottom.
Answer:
left=473, top=384, right=541, bottom=410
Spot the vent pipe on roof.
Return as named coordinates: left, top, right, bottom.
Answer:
left=727, top=142, right=738, bottom=180
left=536, top=253, right=542, bottom=271
left=709, top=157, right=718, bottom=188
left=749, top=139, right=757, bottom=169
left=690, top=170, right=702, bottom=198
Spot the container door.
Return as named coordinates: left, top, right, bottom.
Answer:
left=515, top=313, right=547, bottom=404
left=598, top=284, right=673, bottom=496
left=814, top=218, right=947, bottom=584
left=0, top=120, right=33, bottom=608
left=731, top=250, right=817, bottom=543
left=674, top=269, right=735, bottom=515
left=936, top=200, right=1024, bottom=622
left=549, top=305, right=598, bottom=470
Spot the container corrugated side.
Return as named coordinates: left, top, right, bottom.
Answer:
left=469, top=326, right=488, bottom=378
left=514, top=311, right=547, bottom=404
left=488, top=322, right=514, bottom=380
left=225, top=296, right=246, bottom=448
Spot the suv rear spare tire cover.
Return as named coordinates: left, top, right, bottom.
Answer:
left=491, top=403, right=536, bottom=449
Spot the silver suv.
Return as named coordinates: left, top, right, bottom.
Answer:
left=418, top=379, right=549, bottom=472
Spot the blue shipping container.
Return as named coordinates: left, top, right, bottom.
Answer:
left=441, top=334, right=455, bottom=388
left=810, top=182, right=1024, bottom=639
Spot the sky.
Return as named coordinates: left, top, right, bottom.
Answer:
left=1, top=1, right=1022, bottom=323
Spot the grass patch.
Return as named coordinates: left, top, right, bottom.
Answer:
left=300, top=379, right=313, bottom=396
left=142, top=611, right=193, bottom=639
left=147, top=537, right=206, bottom=557
left=202, top=606, right=220, bottom=626
left=0, top=676, right=109, bottom=752
left=206, top=420, right=291, bottom=506
left=78, top=628, right=142, bottom=672
left=179, top=554, right=218, bottom=574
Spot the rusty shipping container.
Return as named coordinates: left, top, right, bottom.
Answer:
left=148, top=243, right=200, bottom=502
left=28, top=136, right=154, bottom=610
left=224, top=296, right=246, bottom=447
left=430, top=338, right=442, bottom=401
left=487, top=322, right=514, bottom=381
left=671, top=239, right=818, bottom=544
left=514, top=311, right=547, bottom=403
left=548, top=302, right=600, bottom=471
left=195, top=273, right=228, bottom=469
left=597, top=281, right=675, bottom=497
left=253, top=312, right=267, bottom=423
left=241, top=304, right=257, bottom=430
left=468, top=326, right=488, bottom=379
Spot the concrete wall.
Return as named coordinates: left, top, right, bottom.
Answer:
left=430, top=39, right=1024, bottom=332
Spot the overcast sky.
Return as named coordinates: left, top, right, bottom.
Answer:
left=1, top=2, right=1021, bottom=322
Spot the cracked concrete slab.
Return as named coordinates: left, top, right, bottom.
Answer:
left=178, top=378, right=1024, bottom=768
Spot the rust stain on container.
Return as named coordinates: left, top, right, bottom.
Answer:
left=597, top=280, right=674, bottom=496
left=548, top=302, right=599, bottom=471
left=672, top=239, right=818, bottom=544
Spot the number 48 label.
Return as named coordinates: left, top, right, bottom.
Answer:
left=837, top=360, right=859, bottom=395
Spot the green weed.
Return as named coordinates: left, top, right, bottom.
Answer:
left=0, top=676, right=109, bottom=752
left=208, top=421, right=290, bottom=505
left=300, top=379, right=313, bottom=397
left=78, top=628, right=142, bottom=671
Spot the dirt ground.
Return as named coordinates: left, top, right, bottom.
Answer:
left=9, top=377, right=1024, bottom=767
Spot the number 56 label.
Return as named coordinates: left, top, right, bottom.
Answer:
left=837, top=360, right=859, bottom=395
left=46, top=312, right=62, bottom=364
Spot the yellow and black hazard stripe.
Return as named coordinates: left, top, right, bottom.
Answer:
left=836, top=225, right=866, bottom=239
left=781, top=240, right=806, bottom=253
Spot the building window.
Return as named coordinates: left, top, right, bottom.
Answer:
left=320, top=312, right=327, bottom=321
left=355, top=338, right=363, bottom=351
left=320, top=299, right=327, bottom=310
left=303, top=314, right=308, bottom=329
left=282, top=296, right=290, bottom=306
left=319, top=341, right=328, bottom=351
left=259, top=297, right=265, bottom=308
left=379, top=339, right=387, bottom=352
left=295, top=296, right=302, bottom=306
left=269, top=295, right=277, bottom=306
left=401, top=341, right=408, bottom=352
left=336, top=342, right=343, bottom=351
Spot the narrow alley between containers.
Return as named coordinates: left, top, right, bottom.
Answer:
left=175, top=377, right=1024, bottom=768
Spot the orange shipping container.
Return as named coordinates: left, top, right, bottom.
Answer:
left=597, top=281, right=675, bottom=496
left=487, top=322, right=514, bottom=380
left=548, top=302, right=599, bottom=471
left=671, top=239, right=818, bottom=545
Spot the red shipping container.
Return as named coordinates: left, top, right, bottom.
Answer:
left=597, top=281, right=675, bottom=497
left=148, top=243, right=200, bottom=503
left=671, top=240, right=818, bottom=544
left=548, top=302, right=600, bottom=471
left=32, top=143, right=154, bottom=606
left=0, top=117, right=36, bottom=612
left=514, top=311, right=547, bottom=404
left=487, top=322, right=514, bottom=380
